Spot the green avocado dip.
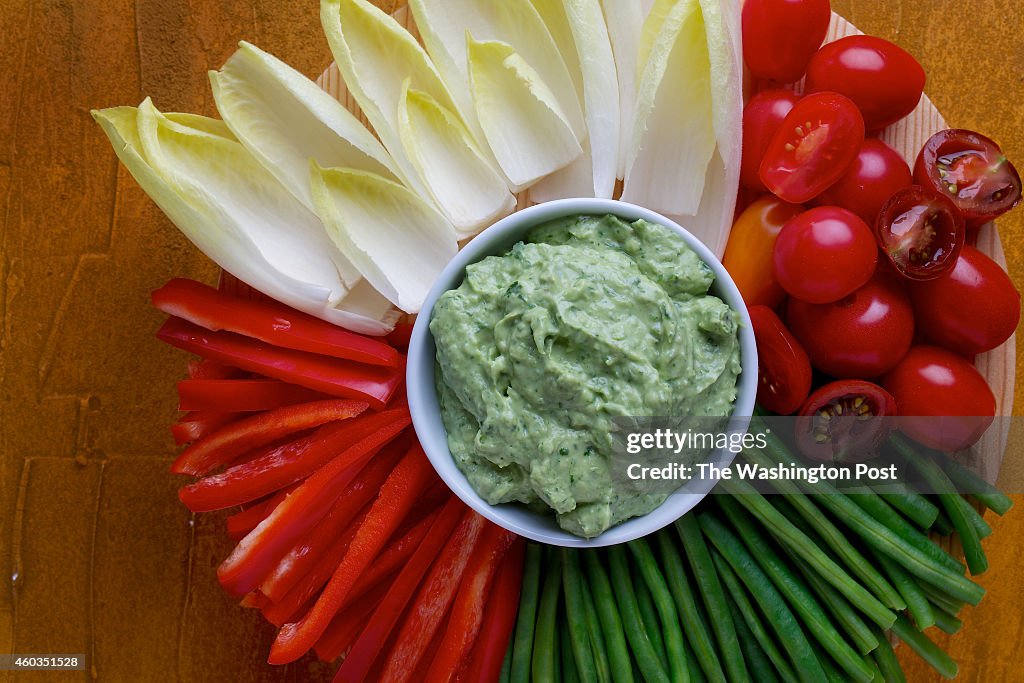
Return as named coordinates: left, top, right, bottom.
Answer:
left=430, top=214, right=741, bottom=538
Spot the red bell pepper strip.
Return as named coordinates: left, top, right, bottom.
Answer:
left=186, top=358, right=243, bottom=380
left=170, top=399, right=369, bottom=476
left=313, top=581, right=391, bottom=663
left=217, top=418, right=409, bottom=597
left=424, top=525, right=519, bottom=683
left=178, top=409, right=409, bottom=511
left=225, top=482, right=300, bottom=541
left=454, top=538, right=526, bottom=683
left=158, top=317, right=403, bottom=409
left=239, top=591, right=270, bottom=609
left=218, top=271, right=267, bottom=300
left=347, top=503, right=444, bottom=601
left=177, top=378, right=332, bottom=412
left=260, top=434, right=409, bottom=603
left=153, top=278, right=401, bottom=367
left=268, top=446, right=437, bottom=665
left=171, top=411, right=237, bottom=445
left=385, top=323, right=414, bottom=351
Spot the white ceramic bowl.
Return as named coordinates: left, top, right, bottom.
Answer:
left=407, top=198, right=758, bottom=547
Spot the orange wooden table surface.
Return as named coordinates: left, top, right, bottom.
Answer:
left=1, top=1, right=1022, bottom=681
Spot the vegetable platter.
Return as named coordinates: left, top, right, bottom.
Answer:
left=91, top=0, right=1022, bottom=681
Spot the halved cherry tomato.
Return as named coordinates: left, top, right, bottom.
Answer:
left=741, top=90, right=801, bottom=191
left=748, top=305, right=812, bottom=415
left=741, top=0, right=831, bottom=83
left=773, top=206, right=878, bottom=304
left=910, top=245, right=1021, bottom=355
left=759, top=92, right=865, bottom=203
left=795, top=380, right=897, bottom=462
left=883, top=346, right=996, bottom=452
left=875, top=186, right=965, bottom=281
left=814, top=139, right=913, bottom=224
left=723, top=196, right=804, bottom=307
left=914, top=129, right=1023, bottom=227
left=805, top=35, right=925, bottom=130
left=787, top=269, right=914, bottom=378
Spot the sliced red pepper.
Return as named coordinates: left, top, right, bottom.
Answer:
left=217, top=418, right=410, bottom=597
left=313, top=581, right=391, bottom=663
left=177, top=378, right=332, bottom=412
left=170, top=399, right=369, bottom=476
left=385, top=323, right=414, bottom=351
left=331, top=497, right=469, bottom=683
left=186, top=358, right=243, bottom=380
left=225, top=482, right=300, bottom=541
left=153, top=278, right=401, bottom=367
left=171, top=411, right=238, bottom=445
left=456, top=538, right=526, bottom=683
left=178, top=409, right=409, bottom=511
left=268, top=446, right=437, bottom=664
left=158, top=317, right=403, bottom=409
left=218, top=271, right=268, bottom=301
left=259, top=433, right=409, bottom=602
left=425, top=525, right=519, bottom=683
left=376, top=510, right=488, bottom=683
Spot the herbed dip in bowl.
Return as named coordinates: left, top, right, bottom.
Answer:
left=407, top=199, right=757, bottom=547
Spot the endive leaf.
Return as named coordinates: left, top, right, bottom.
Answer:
left=209, top=40, right=400, bottom=214
left=92, top=104, right=398, bottom=334
left=467, top=38, right=583, bottom=191
left=398, top=82, right=515, bottom=238
left=529, top=0, right=619, bottom=200
left=599, top=0, right=645, bottom=179
left=310, top=164, right=458, bottom=314
left=622, top=0, right=714, bottom=217
left=699, top=0, right=742, bottom=171
left=409, top=0, right=586, bottom=142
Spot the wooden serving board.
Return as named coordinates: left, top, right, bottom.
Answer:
left=314, top=7, right=1015, bottom=484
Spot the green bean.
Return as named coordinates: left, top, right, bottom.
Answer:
left=562, top=615, right=578, bottom=683
left=919, top=582, right=965, bottom=617
left=655, top=530, right=726, bottom=683
left=629, top=538, right=689, bottom=683
left=500, top=635, right=513, bottom=683
left=894, top=435, right=988, bottom=575
left=807, top=636, right=846, bottom=683
left=711, top=548, right=799, bottom=683
left=875, top=484, right=940, bottom=529
left=607, top=546, right=671, bottom=683
left=716, top=496, right=876, bottom=683
left=930, top=604, right=963, bottom=635
left=931, top=507, right=955, bottom=536
left=863, top=543, right=935, bottom=630
left=844, top=488, right=964, bottom=573
left=752, top=424, right=985, bottom=605
left=563, top=550, right=600, bottom=683
left=891, top=614, right=958, bottom=679
left=943, top=455, right=1013, bottom=515
left=723, top=588, right=779, bottom=683
left=870, top=629, right=907, bottom=683
left=680, top=630, right=705, bottom=683
left=632, top=555, right=670, bottom=673
left=534, top=548, right=564, bottom=683
left=675, top=515, right=749, bottom=683
left=962, top=497, right=993, bottom=539
left=580, top=576, right=614, bottom=683
left=699, top=511, right=826, bottom=683
left=511, top=543, right=544, bottom=683
left=742, top=448, right=906, bottom=614
left=583, top=551, right=635, bottom=683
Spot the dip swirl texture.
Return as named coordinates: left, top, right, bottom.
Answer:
left=431, top=214, right=741, bottom=538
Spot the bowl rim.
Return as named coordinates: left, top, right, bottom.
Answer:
left=407, top=198, right=758, bottom=547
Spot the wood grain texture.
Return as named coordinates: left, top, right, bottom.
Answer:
left=0, top=1, right=1020, bottom=681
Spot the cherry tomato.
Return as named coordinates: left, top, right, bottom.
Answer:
left=795, top=380, right=897, bottom=462
left=773, top=206, right=878, bottom=304
left=909, top=245, right=1021, bottom=355
left=914, top=129, right=1022, bottom=227
left=814, top=139, right=913, bottom=224
left=875, top=186, right=964, bottom=281
left=749, top=305, right=812, bottom=415
left=759, top=92, right=865, bottom=203
left=723, top=196, right=804, bottom=307
left=742, top=0, right=831, bottom=83
left=787, top=269, right=914, bottom=378
left=741, top=90, right=801, bottom=191
left=883, top=346, right=996, bottom=451
left=805, top=35, right=925, bottom=130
